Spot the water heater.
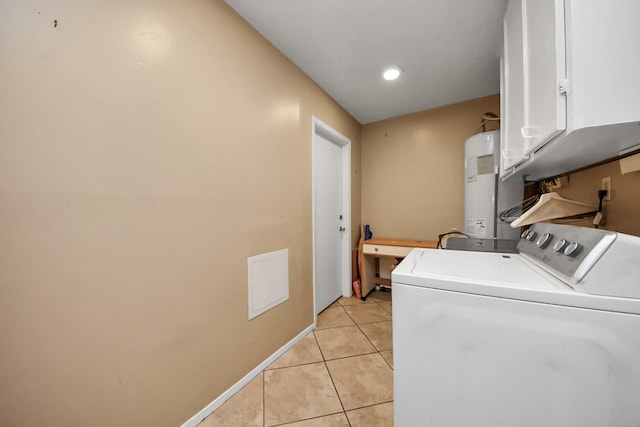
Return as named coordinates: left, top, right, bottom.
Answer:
left=464, top=131, right=522, bottom=239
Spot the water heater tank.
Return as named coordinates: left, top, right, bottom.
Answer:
left=464, top=131, right=522, bottom=240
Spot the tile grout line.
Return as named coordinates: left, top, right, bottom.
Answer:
left=268, top=410, right=347, bottom=427
left=323, top=301, right=391, bottom=426
left=370, top=298, right=395, bottom=370
left=312, top=329, right=352, bottom=426
left=337, top=298, right=393, bottom=356
left=322, top=306, right=382, bottom=359
left=315, top=301, right=352, bottom=424
left=263, top=359, right=329, bottom=371
left=324, top=351, right=380, bottom=364
left=352, top=299, right=391, bottom=352
left=324, top=360, right=351, bottom=426
left=336, top=296, right=394, bottom=419
left=311, top=329, right=327, bottom=362
left=314, top=295, right=393, bottom=425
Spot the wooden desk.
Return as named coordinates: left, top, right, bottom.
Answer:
left=359, top=238, right=437, bottom=299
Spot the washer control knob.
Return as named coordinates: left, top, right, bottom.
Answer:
left=525, top=230, right=537, bottom=241
left=521, top=229, right=530, bottom=239
left=553, top=239, right=568, bottom=252
left=564, top=242, right=583, bottom=257
left=536, top=233, right=553, bottom=249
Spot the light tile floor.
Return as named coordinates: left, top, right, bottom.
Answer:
left=200, top=291, right=394, bottom=427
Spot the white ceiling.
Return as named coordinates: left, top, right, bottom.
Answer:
left=224, top=0, right=509, bottom=124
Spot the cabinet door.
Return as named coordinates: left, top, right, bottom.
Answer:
left=501, top=0, right=527, bottom=174
left=521, top=0, right=566, bottom=155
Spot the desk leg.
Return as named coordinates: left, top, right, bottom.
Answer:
left=361, top=255, right=377, bottom=299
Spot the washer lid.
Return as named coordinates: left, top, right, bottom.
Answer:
left=393, top=249, right=566, bottom=292
left=391, top=249, right=640, bottom=315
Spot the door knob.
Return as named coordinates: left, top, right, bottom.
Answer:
left=339, top=227, right=346, bottom=232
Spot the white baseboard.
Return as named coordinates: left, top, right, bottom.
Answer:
left=180, top=323, right=316, bottom=427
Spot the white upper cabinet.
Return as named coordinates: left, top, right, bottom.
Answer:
left=566, top=1, right=640, bottom=129
left=501, top=0, right=527, bottom=171
left=521, top=0, right=566, bottom=155
left=500, top=0, right=640, bottom=180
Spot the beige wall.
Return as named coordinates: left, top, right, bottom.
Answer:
left=545, top=160, right=640, bottom=237
left=0, top=1, right=359, bottom=426
left=361, top=95, right=501, bottom=240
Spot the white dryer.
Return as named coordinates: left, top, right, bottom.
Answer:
left=392, top=222, right=640, bottom=427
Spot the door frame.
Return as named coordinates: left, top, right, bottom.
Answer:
left=311, top=116, right=352, bottom=318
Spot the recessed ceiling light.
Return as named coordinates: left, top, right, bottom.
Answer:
left=382, top=66, right=402, bottom=81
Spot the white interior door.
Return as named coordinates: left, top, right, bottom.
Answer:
left=312, top=118, right=350, bottom=315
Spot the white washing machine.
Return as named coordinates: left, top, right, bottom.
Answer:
left=392, top=222, right=640, bottom=427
